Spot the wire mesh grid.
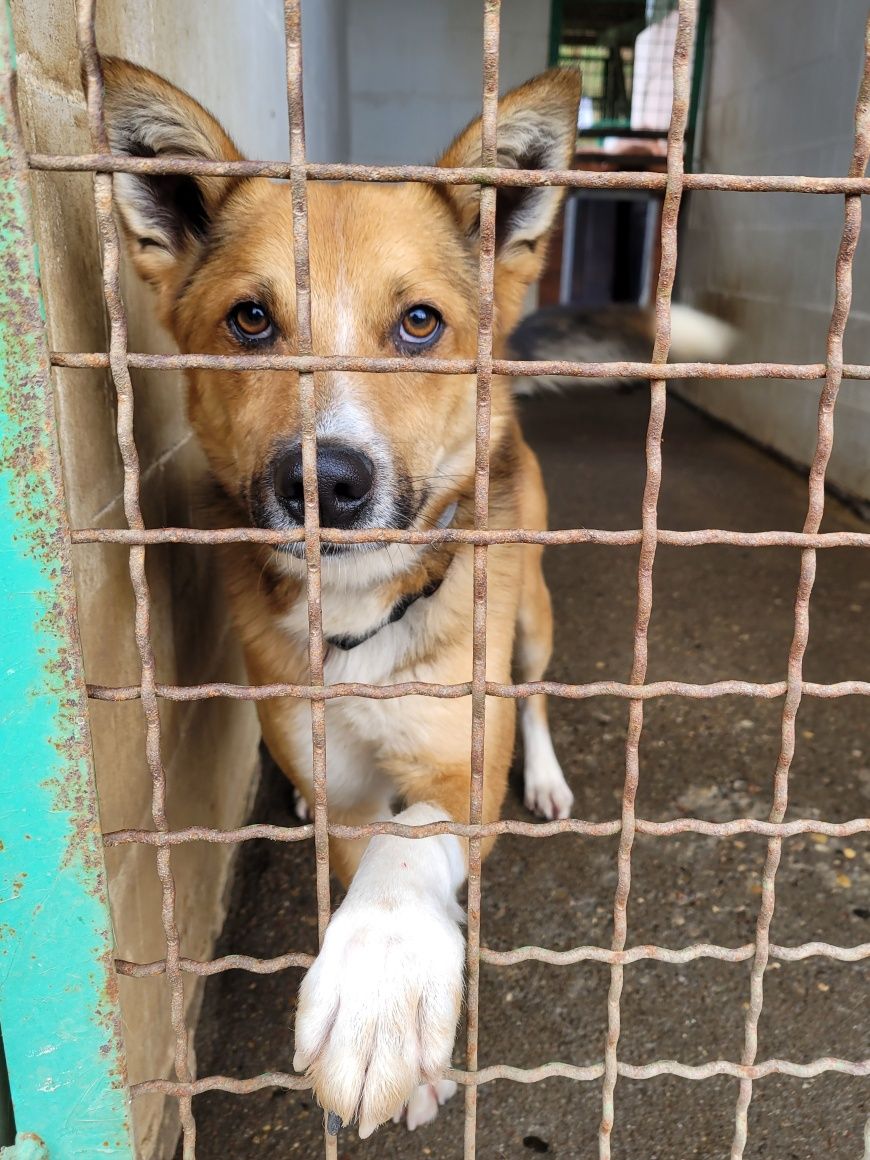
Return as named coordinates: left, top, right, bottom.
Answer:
left=27, top=0, right=870, bottom=1155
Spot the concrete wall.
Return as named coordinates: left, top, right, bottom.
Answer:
left=678, top=0, right=870, bottom=503
left=9, top=1, right=291, bottom=1154
left=345, top=0, right=552, bottom=163
left=302, top=0, right=350, bottom=161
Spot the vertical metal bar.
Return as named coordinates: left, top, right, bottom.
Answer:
left=74, top=2, right=199, bottom=1154
left=282, top=5, right=335, bottom=1157
left=0, top=8, right=134, bottom=1153
left=464, top=3, right=501, bottom=1156
left=730, top=18, right=870, bottom=1158
left=598, top=3, right=696, bottom=1156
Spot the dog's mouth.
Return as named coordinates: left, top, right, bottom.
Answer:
left=250, top=472, right=423, bottom=558
left=275, top=538, right=382, bottom=559
left=271, top=498, right=459, bottom=559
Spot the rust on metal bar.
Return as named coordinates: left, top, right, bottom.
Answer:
left=25, top=150, right=870, bottom=195
left=84, top=676, right=870, bottom=704
left=115, top=952, right=316, bottom=977
left=731, top=18, right=870, bottom=1159
left=44, top=349, right=870, bottom=379
left=67, top=525, right=870, bottom=547
left=282, top=6, right=337, bottom=1157
left=600, top=5, right=697, bottom=1155
left=282, top=0, right=332, bottom=936
left=75, top=2, right=197, bottom=1151
left=463, top=5, right=501, bottom=1155
left=128, top=1054, right=869, bottom=1101
left=114, top=938, right=870, bottom=980
left=101, top=814, right=870, bottom=846
left=481, top=940, right=870, bottom=967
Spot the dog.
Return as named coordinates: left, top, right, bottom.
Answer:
left=509, top=301, right=736, bottom=391
left=101, top=59, right=728, bottom=1138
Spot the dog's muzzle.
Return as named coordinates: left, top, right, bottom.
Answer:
left=272, top=441, right=375, bottom=530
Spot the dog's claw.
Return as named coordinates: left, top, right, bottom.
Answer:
left=326, top=1111, right=343, bottom=1135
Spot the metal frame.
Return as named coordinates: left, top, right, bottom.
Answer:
left=4, top=0, right=869, bottom=1157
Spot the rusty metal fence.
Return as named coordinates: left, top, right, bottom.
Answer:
left=19, top=0, right=870, bottom=1155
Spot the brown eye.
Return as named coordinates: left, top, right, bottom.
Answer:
left=398, top=304, right=443, bottom=348
left=228, top=300, right=274, bottom=343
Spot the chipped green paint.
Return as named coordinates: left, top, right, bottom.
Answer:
left=0, top=9, right=134, bottom=1156
left=0, top=1133, right=49, bottom=1160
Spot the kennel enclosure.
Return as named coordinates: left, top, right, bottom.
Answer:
left=1, top=1, right=869, bottom=1157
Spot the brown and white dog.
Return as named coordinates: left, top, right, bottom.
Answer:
left=101, top=60, right=728, bottom=1138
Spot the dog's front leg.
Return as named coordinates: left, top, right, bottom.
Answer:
left=293, top=801, right=466, bottom=1138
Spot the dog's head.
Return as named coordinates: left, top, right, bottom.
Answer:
left=103, top=59, right=579, bottom=580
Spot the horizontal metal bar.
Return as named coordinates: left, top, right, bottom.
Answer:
left=480, top=941, right=870, bottom=966
left=85, top=678, right=870, bottom=703
left=27, top=153, right=870, bottom=194
left=102, top=815, right=870, bottom=846
left=45, top=349, right=870, bottom=379
left=70, top=527, right=870, bottom=549
left=114, top=940, right=870, bottom=977
left=128, top=1055, right=870, bottom=1099
left=115, top=952, right=314, bottom=976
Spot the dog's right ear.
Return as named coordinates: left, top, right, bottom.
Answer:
left=100, top=58, right=244, bottom=292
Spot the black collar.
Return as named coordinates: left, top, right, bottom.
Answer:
left=326, top=574, right=445, bottom=651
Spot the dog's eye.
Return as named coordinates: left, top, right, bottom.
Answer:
left=228, top=301, right=274, bottom=343
left=398, top=305, right=443, bottom=348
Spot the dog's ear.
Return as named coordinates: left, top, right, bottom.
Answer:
left=101, top=58, right=245, bottom=292
left=438, top=69, right=580, bottom=293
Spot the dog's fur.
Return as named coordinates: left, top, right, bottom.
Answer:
left=101, top=60, right=725, bottom=1138
left=102, top=57, right=581, bottom=1136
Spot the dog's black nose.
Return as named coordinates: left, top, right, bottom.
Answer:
left=273, top=442, right=375, bottom=528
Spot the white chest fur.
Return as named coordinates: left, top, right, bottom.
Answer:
left=280, top=588, right=435, bottom=813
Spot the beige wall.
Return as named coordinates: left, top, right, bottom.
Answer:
left=10, top=1, right=290, bottom=1154
left=678, top=0, right=870, bottom=505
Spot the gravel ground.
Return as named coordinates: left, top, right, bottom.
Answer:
left=180, top=387, right=869, bottom=1159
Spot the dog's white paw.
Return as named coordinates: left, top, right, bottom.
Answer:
left=293, top=890, right=464, bottom=1138
left=521, top=707, right=573, bottom=820
left=392, top=1078, right=459, bottom=1130
left=524, top=777, right=574, bottom=820
left=524, top=753, right=574, bottom=820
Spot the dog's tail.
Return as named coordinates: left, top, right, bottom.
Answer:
left=508, top=302, right=736, bottom=394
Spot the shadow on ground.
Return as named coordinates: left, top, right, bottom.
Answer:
left=178, top=388, right=870, bottom=1159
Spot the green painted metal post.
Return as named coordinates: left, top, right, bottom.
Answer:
left=0, top=9, right=135, bottom=1157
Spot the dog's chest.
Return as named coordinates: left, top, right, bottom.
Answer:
left=277, top=597, right=431, bottom=794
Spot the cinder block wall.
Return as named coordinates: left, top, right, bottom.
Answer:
left=9, top=2, right=294, bottom=1154
left=345, top=0, right=551, bottom=163
left=678, top=0, right=870, bottom=504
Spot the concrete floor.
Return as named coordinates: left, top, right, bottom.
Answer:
left=181, top=388, right=869, bottom=1159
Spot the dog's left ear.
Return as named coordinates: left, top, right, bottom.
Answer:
left=438, top=69, right=580, bottom=288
